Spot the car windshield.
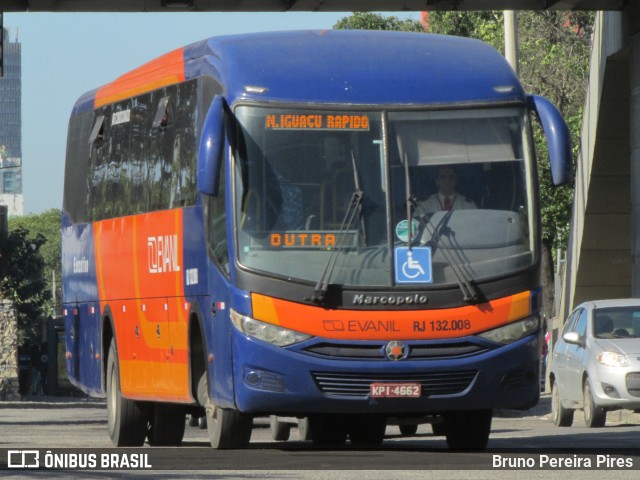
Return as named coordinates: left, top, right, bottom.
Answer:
left=232, top=105, right=537, bottom=288
left=593, top=307, right=640, bottom=339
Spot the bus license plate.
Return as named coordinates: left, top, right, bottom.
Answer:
left=370, top=383, right=421, bottom=398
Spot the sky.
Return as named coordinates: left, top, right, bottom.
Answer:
left=4, top=11, right=420, bottom=215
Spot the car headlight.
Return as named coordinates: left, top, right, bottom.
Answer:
left=597, top=352, right=629, bottom=367
left=477, top=316, right=540, bottom=344
left=230, top=309, right=312, bottom=347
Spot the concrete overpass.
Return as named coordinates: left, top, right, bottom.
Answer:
left=0, top=1, right=630, bottom=13
left=2, top=0, right=640, bottom=327
left=559, top=5, right=640, bottom=320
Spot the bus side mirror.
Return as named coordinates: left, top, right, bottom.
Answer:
left=198, top=96, right=226, bottom=196
left=528, top=94, right=573, bottom=186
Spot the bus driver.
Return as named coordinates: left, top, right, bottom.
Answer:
left=418, top=165, right=476, bottom=214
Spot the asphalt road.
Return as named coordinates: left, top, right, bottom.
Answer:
left=1, top=394, right=640, bottom=479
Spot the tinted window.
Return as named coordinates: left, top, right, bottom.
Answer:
left=63, top=110, right=92, bottom=222
left=69, top=79, right=200, bottom=223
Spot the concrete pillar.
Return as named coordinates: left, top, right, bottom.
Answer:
left=504, top=11, right=519, bottom=77
left=0, top=300, right=20, bottom=400
left=631, top=33, right=640, bottom=297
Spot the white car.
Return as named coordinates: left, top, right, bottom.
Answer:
left=550, top=299, right=640, bottom=427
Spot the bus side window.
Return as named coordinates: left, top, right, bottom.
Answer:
left=206, top=160, right=229, bottom=276
left=87, top=105, right=111, bottom=220
left=64, top=110, right=92, bottom=223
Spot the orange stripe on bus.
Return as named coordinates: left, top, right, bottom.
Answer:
left=95, top=48, right=186, bottom=108
left=93, top=211, right=189, bottom=399
left=120, top=359, right=190, bottom=403
left=251, top=291, right=532, bottom=341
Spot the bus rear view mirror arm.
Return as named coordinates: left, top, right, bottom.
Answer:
left=528, top=94, right=573, bottom=187
left=198, top=95, right=226, bottom=196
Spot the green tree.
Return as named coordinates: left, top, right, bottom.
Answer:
left=518, top=12, right=592, bottom=252
left=9, top=209, right=62, bottom=320
left=426, top=10, right=504, bottom=45
left=333, top=12, right=425, bottom=32
left=428, top=11, right=593, bottom=255
left=0, top=226, right=49, bottom=344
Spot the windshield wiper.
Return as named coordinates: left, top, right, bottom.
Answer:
left=310, top=153, right=364, bottom=304
left=414, top=205, right=481, bottom=304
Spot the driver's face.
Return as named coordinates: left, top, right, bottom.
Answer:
left=436, top=167, right=457, bottom=196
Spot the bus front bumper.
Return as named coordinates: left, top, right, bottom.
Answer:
left=231, top=332, right=541, bottom=415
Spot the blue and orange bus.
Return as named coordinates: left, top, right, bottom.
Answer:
left=62, top=30, right=572, bottom=450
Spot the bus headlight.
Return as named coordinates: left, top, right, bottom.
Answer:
left=230, top=309, right=312, bottom=347
left=477, top=316, right=540, bottom=345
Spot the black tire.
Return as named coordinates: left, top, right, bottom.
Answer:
left=552, top=380, right=574, bottom=427
left=270, top=416, right=291, bottom=441
left=308, top=415, right=348, bottom=446
left=106, top=339, right=149, bottom=447
left=147, top=403, right=186, bottom=446
left=348, top=416, right=386, bottom=447
left=444, top=410, right=492, bottom=450
left=583, top=379, right=606, bottom=428
left=199, top=373, right=252, bottom=449
left=431, top=421, right=446, bottom=436
left=399, top=424, right=419, bottom=436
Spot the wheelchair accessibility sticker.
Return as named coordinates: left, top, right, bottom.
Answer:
left=394, top=247, right=432, bottom=284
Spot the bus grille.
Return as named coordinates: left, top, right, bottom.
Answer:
left=311, top=370, right=478, bottom=398
left=304, top=342, right=486, bottom=360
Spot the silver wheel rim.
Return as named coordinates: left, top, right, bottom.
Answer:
left=108, top=365, right=117, bottom=431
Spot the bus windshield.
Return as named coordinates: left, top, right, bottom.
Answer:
left=232, top=105, right=536, bottom=288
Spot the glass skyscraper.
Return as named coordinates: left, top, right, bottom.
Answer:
left=0, top=27, right=23, bottom=216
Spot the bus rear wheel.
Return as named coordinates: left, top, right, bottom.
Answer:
left=106, top=339, right=149, bottom=447
left=443, top=409, right=492, bottom=450
left=198, top=373, right=252, bottom=449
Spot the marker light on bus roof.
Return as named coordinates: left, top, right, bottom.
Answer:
left=244, top=86, right=268, bottom=94
left=493, top=86, right=515, bottom=93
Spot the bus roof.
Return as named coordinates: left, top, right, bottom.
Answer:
left=72, top=29, right=524, bottom=114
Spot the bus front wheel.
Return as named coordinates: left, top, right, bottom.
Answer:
left=147, top=403, right=186, bottom=446
left=198, top=373, right=252, bottom=449
left=106, top=340, right=149, bottom=447
left=308, top=415, right=348, bottom=446
left=348, top=416, right=386, bottom=446
left=443, top=409, right=492, bottom=450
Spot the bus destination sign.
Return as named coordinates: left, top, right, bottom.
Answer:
left=265, top=113, right=370, bottom=131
